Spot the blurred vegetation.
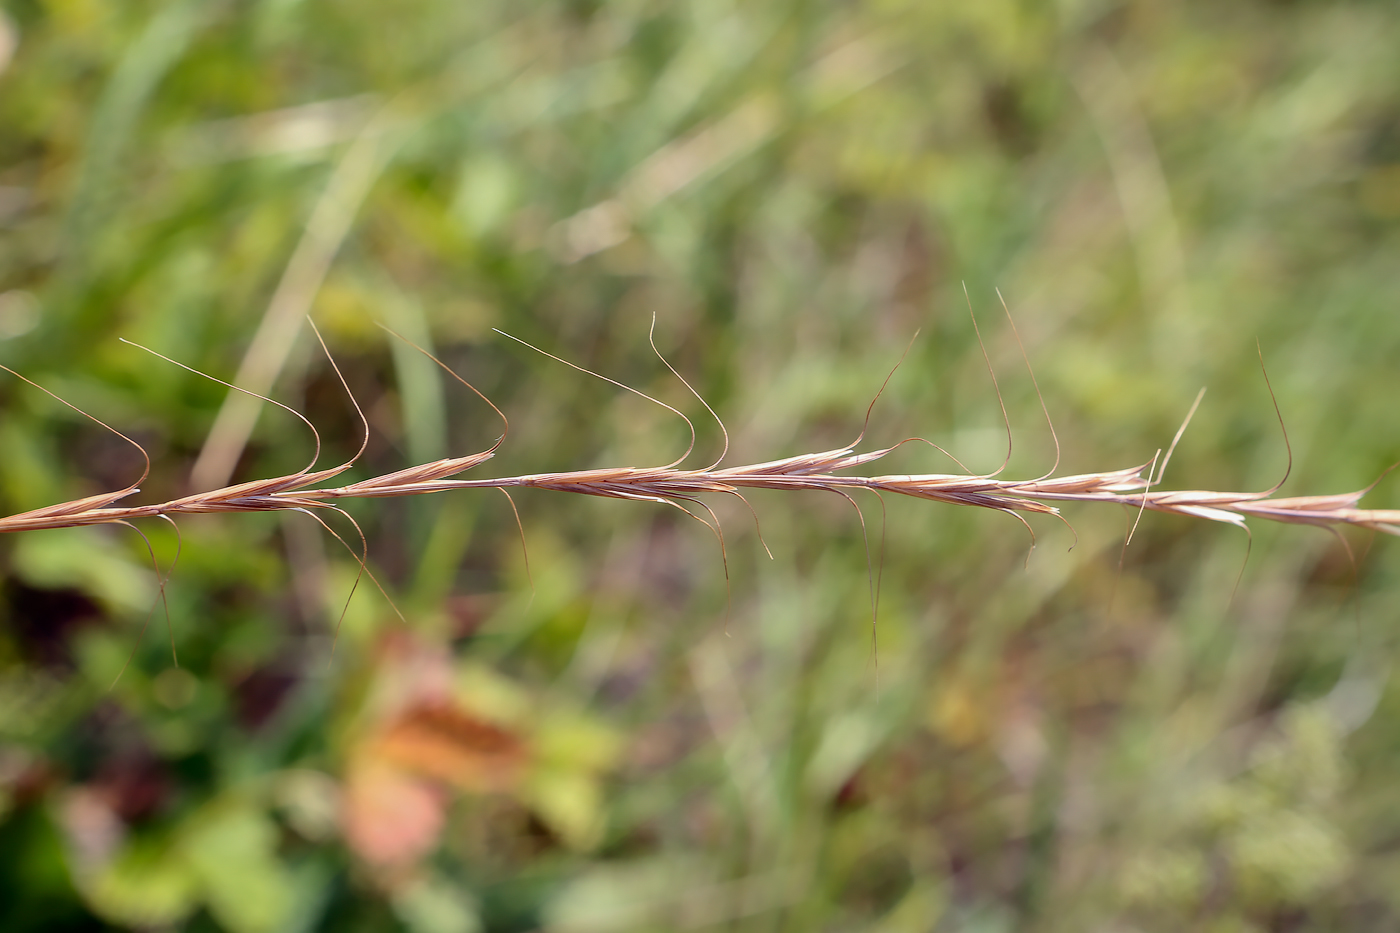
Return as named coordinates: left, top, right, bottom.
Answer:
left=2, top=0, right=1400, bottom=930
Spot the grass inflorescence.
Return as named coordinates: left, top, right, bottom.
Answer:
left=3, top=314, right=1395, bottom=568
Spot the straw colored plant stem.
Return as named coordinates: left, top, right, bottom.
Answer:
left=1, top=325, right=1397, bottom=541
left=2, top=412, right=1398, bottom=540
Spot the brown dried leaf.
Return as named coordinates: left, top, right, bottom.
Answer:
left=372, top=701, right=527, bottom=793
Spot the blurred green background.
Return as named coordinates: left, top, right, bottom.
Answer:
left=3, top=1, right=1400, bottom=930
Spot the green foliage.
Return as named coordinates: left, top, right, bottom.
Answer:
left=2, top=0, right=1400, bottom=930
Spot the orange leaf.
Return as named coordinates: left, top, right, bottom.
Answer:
left=374, top=701, right=527, bottom=793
